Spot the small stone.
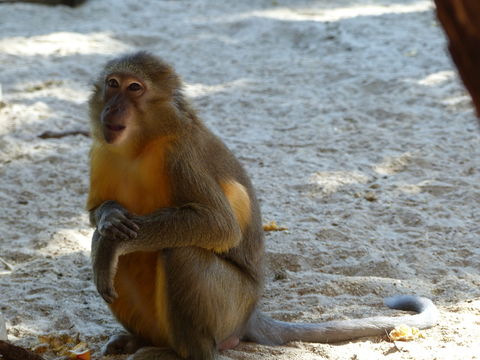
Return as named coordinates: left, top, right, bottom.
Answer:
left=0, top=312, right=7, bottom=340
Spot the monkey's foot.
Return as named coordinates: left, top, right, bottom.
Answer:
left=218, top=336, right=240, bottom=351
left=103, top=334, right=148, bottom=355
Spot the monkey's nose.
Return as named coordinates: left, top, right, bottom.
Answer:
left=105, top=105, right=120, bottom=114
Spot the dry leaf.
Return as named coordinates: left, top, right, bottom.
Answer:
left=32, top=344, right=49, bottom=354
left=388, top=324, right=425, bottom=341
left=263, top=221, right=288, bottom=232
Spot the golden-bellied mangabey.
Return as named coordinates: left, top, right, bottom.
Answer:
left=87, top=52, right=438, bottom=360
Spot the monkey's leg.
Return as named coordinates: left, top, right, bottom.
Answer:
left=162, top=247, right=259, bottom=360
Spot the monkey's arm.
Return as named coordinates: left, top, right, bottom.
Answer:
left=90, top=186, right=243, bottom=253
left=137, top=203, right=243, bottom=251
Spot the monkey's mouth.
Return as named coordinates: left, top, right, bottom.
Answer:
left=105, top=124, right=126, bottom=132
left=103, top=123, right=127, bottom=144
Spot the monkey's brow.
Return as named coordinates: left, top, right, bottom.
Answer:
left=103, top=64, right=153, bottom=83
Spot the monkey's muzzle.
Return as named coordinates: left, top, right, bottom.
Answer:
left=102, top=122, right=126, bottom=144
left=106, top=124, right=126, bottom=132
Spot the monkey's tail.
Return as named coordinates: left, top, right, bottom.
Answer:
left=243, top=295, right=439, bottom=345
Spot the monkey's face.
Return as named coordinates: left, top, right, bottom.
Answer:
left=90, top=53, right=184, bottom=150
left=100, top=73, right=146, bottom=145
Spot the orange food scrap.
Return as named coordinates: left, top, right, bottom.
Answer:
left=76, top=351, right=91, bottom=360
left=67, top=342, right=91, bottom=360
left=75, top=350, right=91, bottom=360
left=263, top=221, right=288, bottom=232
left=36, top=334, right=91, bottom=359
left=388, top=324, right=425, bottom=341
left=68, top=348, right=91, bottom=360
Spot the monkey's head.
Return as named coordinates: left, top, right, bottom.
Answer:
left=89, top=52, right=185, bottom=150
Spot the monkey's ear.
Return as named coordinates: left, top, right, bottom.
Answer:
left=92, top=81, right=102, bottom=93
left=89, top=80, right=105, bottom=104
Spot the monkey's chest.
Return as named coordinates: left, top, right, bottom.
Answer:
left=114, top=171, right=171, bottom=214
left=87, top=148, right=173, bottom=214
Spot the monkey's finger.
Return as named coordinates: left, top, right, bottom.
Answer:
left=116, top=222, right=138, bottom=239
left=99, top=224, right=126, bottom=240
left=108, top=227, right=131, bottom=241
left=103, top=220, right=133, bottom=240
left=98, top=220, right=121, bottom=237
left=122, top=211, right=141, bottom=226
left=121, top=217, right=140, bottom=232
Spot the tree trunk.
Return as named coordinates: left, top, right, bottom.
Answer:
left=434, top=0, right=480, bottom=117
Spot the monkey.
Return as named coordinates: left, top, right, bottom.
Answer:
left=87, top=52, right=439, bottom=360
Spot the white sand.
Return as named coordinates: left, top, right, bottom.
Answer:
left=1, top=0, right=480, bottom=359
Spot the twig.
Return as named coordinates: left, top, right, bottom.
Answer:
left=38, top=130, right=90, bottom=139
left=0, top=0, right=86, bottom=7
left=0, top=340, right=45, bottom=360
left=0, top=258, right=13, bottom=271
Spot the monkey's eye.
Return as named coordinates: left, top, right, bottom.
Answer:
left=107, top=78, right=119, bottom=88
left=128, top=82, right=142, bottom=92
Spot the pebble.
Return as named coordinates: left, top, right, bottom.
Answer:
left=0, top=312, right=7, bottom=340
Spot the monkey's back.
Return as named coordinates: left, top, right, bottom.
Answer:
left=186, top=123, right=265, bottom=285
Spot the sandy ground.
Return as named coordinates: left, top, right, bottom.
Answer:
left=1, top=0, right=480, bottom=359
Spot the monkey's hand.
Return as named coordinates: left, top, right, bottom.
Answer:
left=91, top=230, right=120, bottom=303
left=95, top=201, right=139, bottom=241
